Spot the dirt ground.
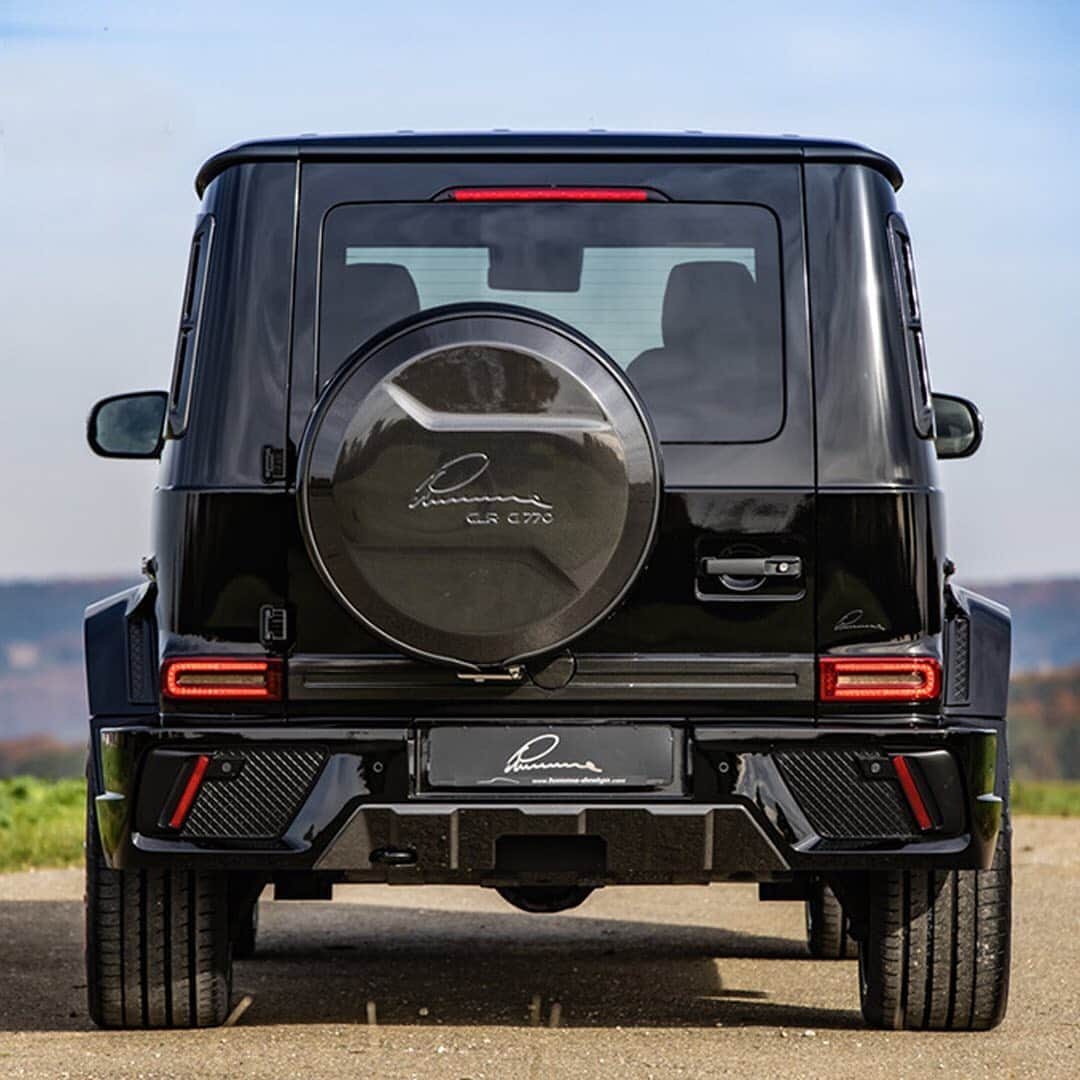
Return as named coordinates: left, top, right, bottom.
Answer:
left=0, top=816, right=1076, bottom=1079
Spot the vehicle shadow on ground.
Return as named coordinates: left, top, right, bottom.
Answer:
left=0, top=899, right=862, bottom=1031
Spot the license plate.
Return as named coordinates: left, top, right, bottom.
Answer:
left=425, top=725, right=676, bottom=790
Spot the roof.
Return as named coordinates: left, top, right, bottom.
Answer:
left=194, top=132, right=903, bottom=197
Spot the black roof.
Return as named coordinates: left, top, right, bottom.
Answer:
left=195, top=131, right=902, bottom=196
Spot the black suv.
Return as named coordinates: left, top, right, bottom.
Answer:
left=84, top=133, right=1011, bottom=1031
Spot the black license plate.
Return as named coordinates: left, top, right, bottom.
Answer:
left=425, top=725, right=676, bottom=790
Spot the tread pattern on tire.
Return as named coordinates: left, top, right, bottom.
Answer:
left=859, top=827, right=1011, bottom=1030
left=86, top=800, right=232, bottom=1029
left=806, top=881, right=858, bottom=959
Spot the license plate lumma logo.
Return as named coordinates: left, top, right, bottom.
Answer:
left=425, top=726, right=676, bottom=789
left=484, top=732, right=608, bottom=786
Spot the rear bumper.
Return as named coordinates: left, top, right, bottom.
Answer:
left=94, top=722, right=1002, bottom=882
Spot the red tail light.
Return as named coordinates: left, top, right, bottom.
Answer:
left=818, top=657, right=941, bottom=702
left=167, top=754, right=209, bottom=829
left=448, top=187, right=649, bottom=202
left=162, top=658, right=283, bottom=701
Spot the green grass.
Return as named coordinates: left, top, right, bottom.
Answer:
left=0, top=776, right=1078, bottom=874
left=1010, top=779, right=1080, bottom=817
left=0, top=777, right=85, bottom=874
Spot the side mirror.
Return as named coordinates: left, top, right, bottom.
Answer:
left=932, top=393, right=983, bottom=459
left=87, top=391, right=168, bottom=459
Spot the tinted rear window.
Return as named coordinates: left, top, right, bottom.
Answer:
left=320, top=203, right=783, bottom=442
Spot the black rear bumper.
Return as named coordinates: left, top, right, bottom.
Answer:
left=94, top=722, right=1002, bottom=882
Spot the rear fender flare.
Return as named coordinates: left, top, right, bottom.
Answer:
left=944, top=584, right=1012, bottom=802
left=944, top=585, right=1011, bottom=718
left=85, top=581, right=160, bottom=720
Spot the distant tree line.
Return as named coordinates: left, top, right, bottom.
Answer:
left=1010, top=664, right=1080, bottom=780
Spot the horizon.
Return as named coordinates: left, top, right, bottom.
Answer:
left=4, top=569, right=1080, bottom=588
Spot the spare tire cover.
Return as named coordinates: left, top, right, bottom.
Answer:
left=298, top=305, right=661, bottom=669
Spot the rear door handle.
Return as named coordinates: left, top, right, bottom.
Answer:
left=699, top=556, right=802, bottom=578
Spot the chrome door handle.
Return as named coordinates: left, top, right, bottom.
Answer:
left=699, top=556, right=802, bottom=578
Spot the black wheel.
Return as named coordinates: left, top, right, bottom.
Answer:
left=85, top=793, right=233, bottom=1028
left=496, top=885, right=594, bottom=913
left=230, top=894, right=259, bottom=960
left=806, top=879, right=858, bottom=959
left=298, top=304, right=661, bottom=671
left=859, top=826, right=1011, bottom=1030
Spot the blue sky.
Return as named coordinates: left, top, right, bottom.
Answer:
left=1, top=1, right=1077, bottom=580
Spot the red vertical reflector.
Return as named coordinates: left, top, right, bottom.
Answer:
left=168, top=754, right=210, bottom=829
left=893, top=755, right=933, bottom=831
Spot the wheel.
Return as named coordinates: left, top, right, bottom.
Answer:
left=85, top=792, right=233, bottom=1028
left=806, top=879, right=858, bottom=959
left=230, top=893, right=259, bottom=960
left=496, top=885, right=594, bottom=913
left=858, top=826, right=1011, bottom=1030
left=297, top=304, right=661, bottom=670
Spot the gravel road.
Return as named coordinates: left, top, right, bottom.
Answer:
left=0, top=816, right=1076, bottom=1079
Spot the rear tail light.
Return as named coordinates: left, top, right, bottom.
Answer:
left=166, top=754, right=210, bottom=829
left=161, top=657, right=283, bottom=701
left=892, top=754, right=934, bottom=831
left=818, top=657, right=941, bottom=702
left=447, top=187, right=649, bottom=202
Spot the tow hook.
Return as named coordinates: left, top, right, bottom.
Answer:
left=369, top=846, right=418, bottom=866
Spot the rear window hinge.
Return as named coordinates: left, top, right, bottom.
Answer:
left=262, top=445, right=288, bottom=484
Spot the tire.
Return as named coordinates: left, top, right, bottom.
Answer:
left=85, top=794, right=233, bottom=1028
left=297, top=304, right=661, bottom=670
left=496, top=885, right=594, bottom=913
left=230, top=894, right=259, bottom=960
left=806, top=880, right=858, bottom=959
left=859, top=826, right=1011, bottom=1030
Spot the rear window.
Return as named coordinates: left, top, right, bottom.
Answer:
left=320, top=202, right=783, bottom=443
left=169, top=213, right=214, bottom=437
left=888, top=216, right=933, bottom=437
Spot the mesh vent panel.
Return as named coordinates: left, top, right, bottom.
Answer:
left=182, top=748, right=326, bottom=840
left=949, top=615, right=971, bottom=703
left=774, top=749, right=918, bottom=841
left=126, top=618, right=154, bottom=704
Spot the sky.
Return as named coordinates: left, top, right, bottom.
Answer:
left=0, top=1, right=1077, bottom=582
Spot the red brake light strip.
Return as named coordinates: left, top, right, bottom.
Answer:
left=448, top=187, right=649, bottom=202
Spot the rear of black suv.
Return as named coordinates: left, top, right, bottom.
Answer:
left=83, top=133, right=1011, bottom=1031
